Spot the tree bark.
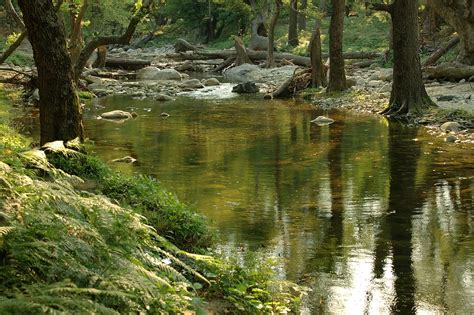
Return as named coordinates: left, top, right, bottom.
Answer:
left=310, top=20, right=327, bottom=87
left=430, top=0, right=474, bottom=65
left=288, top=0, right=299, bottom=47
left=18, top=0, right=83, bottom=145
left=267, top=0, right=282, bottom=68
left=382, top=0, right=435, bottom=117
left=327, top=0, right=346, bottom=92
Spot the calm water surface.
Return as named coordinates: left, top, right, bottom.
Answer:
left=84, top=95, right=473, bottom=314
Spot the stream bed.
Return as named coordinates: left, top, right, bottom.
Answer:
left=84, top=95, right=473, bottom=314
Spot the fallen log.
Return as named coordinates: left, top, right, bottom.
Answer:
left=104, top=58, right=151, bottom=70
left=166, top=49, right=382, bottom=67
left=423, top=35, right=460, bottom=67
left=423, top=62, right=474, bottom=81
left=271, top=68, right=312, bottom=98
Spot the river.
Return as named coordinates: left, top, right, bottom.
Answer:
left=84, top=95, right=473, bottom=314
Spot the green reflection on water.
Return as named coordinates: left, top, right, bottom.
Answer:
left=84, top=95, right=473, bottom=314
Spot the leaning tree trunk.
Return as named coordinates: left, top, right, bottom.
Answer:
left=378, top=0, right=435, bottom=116
left=18, top=0, right=83, bottom=145
left=310, top=20, right=327, bottom=88
left=288, top=0, right=299, bottom=47
left=267, top=0, right=282, bottom=68
left=327, top=0, right=346, bottom=92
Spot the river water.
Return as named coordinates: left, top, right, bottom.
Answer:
left=84, top=95, right=473, bottom=314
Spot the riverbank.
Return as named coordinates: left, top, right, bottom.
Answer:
left=0, top=95, right=303, bottom=313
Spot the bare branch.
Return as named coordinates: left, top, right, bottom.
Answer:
left=371, top=3, right=393, bottom=14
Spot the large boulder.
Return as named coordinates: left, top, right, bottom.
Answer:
left=137, top=67, right=182, bottom=80
left=440, top=121, right=461, bottom=133
left=180, top=79, right=204, bottom=89
left=202, top=78, right=220, bottom=86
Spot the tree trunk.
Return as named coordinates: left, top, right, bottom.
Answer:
left=310, top=20, right=327, bottom=87
left=327, top=0, right=346, bottom=92
left=18, top=0, right=83, bottom=145
left=298, top=0, right=307, bottom=31
left=288, top=0, right=299, bottom=47
left=381, top=0, right=435, bottom=117
left=267, top=0, right=282, bottom=68
left=68, top=0, right=89, bottom=66
left=430, top=0, right=474, bottom=65
left=234, top=36, right=252, bottom=65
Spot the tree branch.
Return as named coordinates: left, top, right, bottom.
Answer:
left=0, top=31, right=27, bottom=64
left=74, top=0, right=155, bottom=79
left=371, top=3, right=393, bottom=14
left=5, top=0, right=25, bottom=30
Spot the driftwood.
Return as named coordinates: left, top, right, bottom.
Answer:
left=213, top=57, right=235, bottom=72
left=423, top=35, right=460, bottom=67
left=270, top=68, right=312, bottom=98
left=104, top=58, right=150, bottom=70
left=424, top=62, right=474, bottom=80
left=167, top=48, right=382, bottom=67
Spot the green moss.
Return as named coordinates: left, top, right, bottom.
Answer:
left=77, top=90, right=96, bottom=100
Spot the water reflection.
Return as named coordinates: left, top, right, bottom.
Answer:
left=84, top=96, right=473, bottom=314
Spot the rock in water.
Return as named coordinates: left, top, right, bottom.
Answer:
left=180, top=79, right=205, bottom=89
left=202, top=78, right=220, bottom=86
left=311, top=116, right=335, bottom=126
left=232, top=82, right=259, bottom=94
left=100, top=110, right=137, bottom=120
left=137, top=67, right=182, bottom=80
left=440, top=121, right=461, bottom=133
left=155, top=94, right=174, bottom=102
left=112, top=156, right=137, bottom=163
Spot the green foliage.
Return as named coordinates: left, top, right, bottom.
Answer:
left=46, top=150, right=213, bottom=251
left=0, top=169, right=196, bottom=314
left=196, top=253, right=305, bottom=313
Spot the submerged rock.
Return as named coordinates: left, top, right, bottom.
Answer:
left=440, top=121, right=461, bottom=133
left=112, top=156, right=137, bottom=163
left=232, top=82, right=259, bottom=94
left=100, top=110, right=137, bottom=120
left=445, top=135, right=457, bottom=143
left=155, top=94, right=174, bottom=102
left=311, top=116, right=335, bottom=126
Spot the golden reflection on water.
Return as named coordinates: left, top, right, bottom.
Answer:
left=84, top=95, right=473, bottom=314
